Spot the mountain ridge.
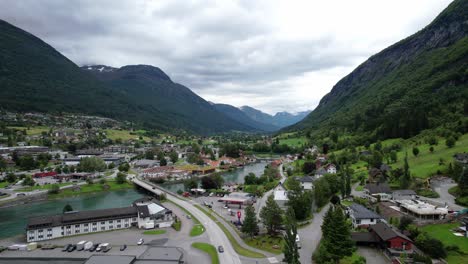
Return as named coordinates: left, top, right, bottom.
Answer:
left=288, top=0, right=468, bottom=141
left=0, top=19, right=255, bottom=134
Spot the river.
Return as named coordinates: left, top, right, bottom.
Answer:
left=160, top=161, right=268, bottom=193
left=0, top=189, right=144, bottom=240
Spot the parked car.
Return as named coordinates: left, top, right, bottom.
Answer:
left=137, top=238, right=144, bottom=245
left=218, top=246, right=224, bottom=253
left=102, top=244, right=112, bottom=253
left=62, top=244, right=72, bottom=252
left=89, top=244, right=99, bottom=252
left=186, top=215, right=191, bottom=219
left=67, top=245, right=77, bottom=252
left=120, top=245, right=127, bottom=251
left=96, top=244, right=103, bottom=252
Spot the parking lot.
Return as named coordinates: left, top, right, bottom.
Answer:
left=194, top=195, right=250, bottom=224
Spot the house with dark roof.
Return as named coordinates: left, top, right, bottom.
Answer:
left=347, top=203, right=384, bottom=228
left=392, top=190, right=417, bottom=200
left=314, top=168, right=327, bottom=178
left=352, top=222, right=413, bottom=256
left=294, top=176, right=316, bottom=190
left=364, top=182, right=392, bottom=201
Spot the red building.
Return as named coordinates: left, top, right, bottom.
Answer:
left=352, top=222, right=413, bottom=257
left=33, top=171, right=58, bottom=178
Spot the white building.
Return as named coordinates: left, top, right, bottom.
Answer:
left=296, top=176, right=315, bottom=190
left=273, top=183, right=289, bottom=208
left=26, top=200, right=173, bottom=242
left=325, top=164, right=337, bottom=174
left=347, top=203, right=384, bottom=228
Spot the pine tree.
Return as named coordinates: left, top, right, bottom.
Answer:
left=323, top=208, right=354, bottom=263
left=345, top=167, right=351, bottom=197
left=241, top=204, right=258, bottom=238
left=260, top=194, right=283, bottom=235
left=459, top=167, right=468, bottom=196
left=283, top=207, right=300, bottom=264
left=400, top=153, right=411, bottom=189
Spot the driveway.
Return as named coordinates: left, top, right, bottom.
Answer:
left=255, top=164, right=286, bottom=218
left=357, top=246, right=391, bottom=264
left=298, top=204, right=330, bottom=264
left=425, top=177, right=465, bottom=211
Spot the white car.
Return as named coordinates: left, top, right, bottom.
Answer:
left=137, top=238, right=144, bottom=245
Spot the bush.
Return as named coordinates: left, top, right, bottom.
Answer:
left=412, top=253, right=432, bottom=264
left=416, top=189, right=440, bottom=198
left=172, top=221, right=181, bottom=231
left=116, top=172, right=127, bottom=184
left=415, top=232, right=447, bottom=259
left=399, top=216, right=414, bottom=231
left=48, top=184, right=60, bottom=194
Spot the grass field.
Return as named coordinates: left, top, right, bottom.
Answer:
left=192, top=242, right=219, bottom=264
left=47, top=181, right=134, bottom=199
left=16, top=182, right=74, bottom=192
left=0, top=181, right=12, bottom=188
left=392, top=134, right=468, bottom=178
left=105, top=129, right=150, bottom=141
left=421, top=223, right=468, bottom=264
left=194, top=205, right=265, bottom=258
left=143, top=229, right=167, bottom=235
left=244, top=235, right=283, bottom=254
left=279, top=136, right=308, bottom=147
left=8, top=126, right=51, bottom=135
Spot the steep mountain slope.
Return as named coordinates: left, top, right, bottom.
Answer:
left=0, top=19, right=253, bottom=134
left=83, top=64, right=255, bottom=134
left=213, top=104, right=280, bottom=132
left=290, top=0, right=468, bottom=140
left=241, top=106, right=310, bottom=128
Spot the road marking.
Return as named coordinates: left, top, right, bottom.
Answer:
left=268, top=257, right=279, bottom=263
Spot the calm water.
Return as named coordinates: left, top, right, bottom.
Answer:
left=161, top=161, right=268, bottom=193
left=0, top=189, right=144, bottom=239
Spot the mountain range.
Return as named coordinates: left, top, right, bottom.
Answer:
left=212, top=104, right=310, bottom=132
left=289, top=0, right=468, bottom=141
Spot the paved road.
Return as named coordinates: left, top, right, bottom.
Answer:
left=357, top=246, right=390, bottom=264
left=298, top=203, right=330, bottom=264
left=425, top=178, right=465, bottom=211
left=255, top=164, right=286, bottom=218
left=133, top=177, right=242, bottom=264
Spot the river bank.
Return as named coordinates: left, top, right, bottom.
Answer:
left=0, top=189, right=145, bottom=240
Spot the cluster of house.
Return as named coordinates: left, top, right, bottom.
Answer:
left=346, top=202, right=415, bottom=261
left=26, top=197, right=174, bottom=242
left=364, top=182, right=449, bottom=220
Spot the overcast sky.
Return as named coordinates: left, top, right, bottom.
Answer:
left=0, top=0, right=453, bottom=114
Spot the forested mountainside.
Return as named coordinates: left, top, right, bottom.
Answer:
left=213, top=103, right=280, bottom=132
left=241, top=106, right=310, bottom=129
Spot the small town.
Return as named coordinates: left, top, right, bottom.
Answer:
left=0, top=1, right=467, bottom=264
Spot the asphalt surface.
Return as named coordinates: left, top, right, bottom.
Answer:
left=427, top=177, right=465, bottom=211
left=133, top=177, right=242, bottom=264
left=298, top=203, right=330, bottom=264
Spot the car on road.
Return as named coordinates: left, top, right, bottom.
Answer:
left=120, top=245, right=127, bottom=251
left=186, top=214, right=191, bottom=219
left=67, top=245, right=77, bottom=252
left=218, top=246, right=224, bottom=253
left=16, top=193, right=26, bottom=196
left=137, top=238, right=144, bottom=245
left=62, top=244, right=72, bottom=252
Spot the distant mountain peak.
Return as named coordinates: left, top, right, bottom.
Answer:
left=82, top=64, right=172, bottom=82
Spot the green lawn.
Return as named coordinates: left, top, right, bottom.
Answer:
left=421, top=223, right=468, bottom=264
left=355, top=185, right=364, bottom=191
left=194, top=205, right=265, bottom=258
left=143, top=229, right=167, bottom=235
left=190, top=225, right=205, bottom=236
left=105, top=129, right=150, bottom=142
left=244, top=235, right=283, bottom=254
left=47, top=181, right=134, bottom=199
left=392, top=134, right=468, bottom=178
left=8, top=126, right=50, bottom=135
left=15, top=182, right=74, bottom=192
left=192, top=242, right=219, bottom=264
left=279, top=136, right=308, bottom=147
left=0, top=181, right=12, bottom=188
